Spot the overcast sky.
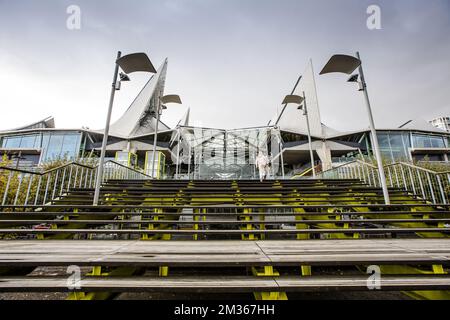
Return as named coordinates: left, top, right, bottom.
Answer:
left=0, top=0, right=449, bottom=132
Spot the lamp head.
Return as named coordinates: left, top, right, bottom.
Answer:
left=160, top=94, right=182, bottom=105
left=347, top=74, right=359, bottom=83
left=116, top=52, right=156, bottom=74
left=347, top=74, right=365, bottom=91
left=119, top=72, right=130, bottom=82
left=320, top=54, right=362, bottom=75
left=282, top=94, right=304, bottom=105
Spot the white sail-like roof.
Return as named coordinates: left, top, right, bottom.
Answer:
left=177, top=107, right=190, bottom=127
left=275, top=60, right=323, bottom=138
left=108, top=59, right=169, bottom=138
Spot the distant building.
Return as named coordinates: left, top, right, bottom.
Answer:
left=430, top=117, right=450, bottom=133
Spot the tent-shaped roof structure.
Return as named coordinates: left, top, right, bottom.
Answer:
left=108, top=59, right=170, bottom=138
left=1, top=116, right=55, bottom=132
left=274, top=60, right=324, bottom=138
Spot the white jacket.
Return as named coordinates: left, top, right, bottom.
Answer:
left=255, top=154, right=269, bottom=167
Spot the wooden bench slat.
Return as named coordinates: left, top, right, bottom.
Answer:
left=1, top=275, right=449, bottom=293
left=0, top=227, right=448, bottom=235
left=0, top=239, right=449, bottom=267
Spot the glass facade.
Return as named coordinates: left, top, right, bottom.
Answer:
left=144, top=151, right=166, bottom=178
left=1, top=126, right=447, bottom=173
left=377, top=132, right=411, bottom=161
left=412, top=134, right=446, bottom=149
left=371, top=131, right=448, bottom=162
left=170, top=126, right=283, bottom=179
left=1, top=132, right=82, bottom=163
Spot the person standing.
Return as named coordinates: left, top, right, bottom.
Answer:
left=255, top=151, right=270, bottom=182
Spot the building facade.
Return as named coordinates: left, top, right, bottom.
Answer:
left=1, top=59, right=449, bottom=178
left=430, top=117, right=450, bottom=133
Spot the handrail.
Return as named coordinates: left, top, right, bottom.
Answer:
left=291, top=163, right=322, bottom=179
left=322, top=160, right=450, bottom=177
left=385, top=161, right=450, bottom=175
left=318, top=160, right=450, bottom=205
left=328, top=159, right=378, bottom=170
left=0, top=160, right=151, bottom=177
left=0, top=161, right=94, bottom=176
left=104, top=160, right=152, bottom=178
left=0, top=160, right=152, bottom=206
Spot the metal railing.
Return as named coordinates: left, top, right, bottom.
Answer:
left=290, top=162, right=322, bottom=179
left=0, top=160, right=151, bottom=206
left=318, top=160, right=450, bottom=204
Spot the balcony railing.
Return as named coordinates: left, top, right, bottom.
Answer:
left=318, top=160, right=450, bottom=204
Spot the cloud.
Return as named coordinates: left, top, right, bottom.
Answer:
left=0, top=0, right=448, bottom=131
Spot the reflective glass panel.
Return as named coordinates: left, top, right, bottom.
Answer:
left=173, top=126, right=282, bottom=180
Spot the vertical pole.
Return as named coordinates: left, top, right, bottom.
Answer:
left=198, top=153, right=202, bottom=179
left=436, top=175, right=447, bottom=204
left=93, top=51, right=121, bottom=206
left=176, top=128, right=181, bottom=179
left=417, top=171, right=426, bottom=200
left=51, top=170, right=59, bottom=200
left=43, top=174, right=51, bottom=205
left=13, top=174, right=22, bottom=205
left=400, top=165, right=407, bottom=191
left=426, top=172, right=436, bottom=203
left=303, top=91, right=316, bottom=178
left=407, top=166, right=416, bottom=195
left=60, top=167, right=66, bottom=196
left=356, top=51, right=390, bottom=204
left=24, top=175, right=34, bottom=205
left=34, top=176, right=42, bottom=205
left=150, top=101, right=161, bottom=179
left=280, top=140, right=285, bottom=179
left=2, top=171, right=12, bottom=205
left=187, top=141, right=192, bottom=179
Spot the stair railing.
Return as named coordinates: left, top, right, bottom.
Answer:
left=318, top=160, right=450, bottom=204
left=0, top=160, right=151, bottom=206
left=384, top=162, right=449, bottom=205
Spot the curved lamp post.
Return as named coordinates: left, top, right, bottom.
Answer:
left=150, top=94, right=182, bottom=179
left=93, top=51, right=156, bottom=205
left=282, top=93, right=316, bottom=178
left=319, top=51, right=390, bottom=204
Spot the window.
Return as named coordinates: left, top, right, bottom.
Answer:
left=430, top=136, right=445, bottom=148
left=376, top=132, right=411, bottom=161
left=61, top=134, right=81, bottom=159
left=45, top=134, right=63, bottom=160
left=41, top=132, right=81, bottom=162
left=1, top=134, right=41, bottom=149
left=0, top=132, right=81, bottom=163
left=3, top=137, right=21, bottom=148
left=20, top=135, right=40, bottom=148
left=413, top=134, right=446, bottom=149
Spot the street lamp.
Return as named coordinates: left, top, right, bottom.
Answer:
left=319, top=51, right=390, bottom=204
left=282, top=93, right=316, bottom=178
left=150, top=94, right=182, bottom=179
left=93, top=51, right=156, bottom=206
